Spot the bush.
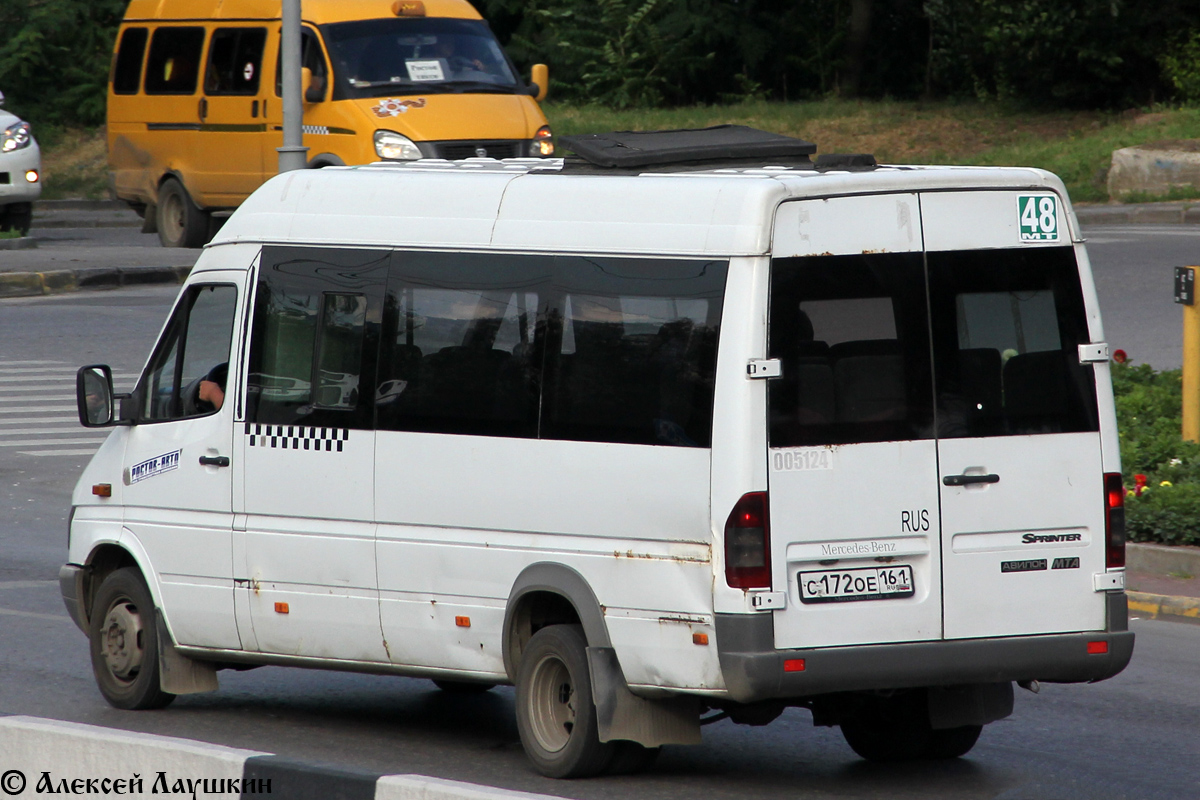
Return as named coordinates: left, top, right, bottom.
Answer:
left=1112, top=361, right=1200, bottom=546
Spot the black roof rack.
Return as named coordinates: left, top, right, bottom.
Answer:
left=559, top=125, right=818, bottom=169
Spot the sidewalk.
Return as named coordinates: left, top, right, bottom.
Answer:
left=1126, top=543, right=1200, bottom=625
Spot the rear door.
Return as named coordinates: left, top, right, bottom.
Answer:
left=922, top=190, right=1106, bottom=639
left=768, top=195, right=943, bottom=649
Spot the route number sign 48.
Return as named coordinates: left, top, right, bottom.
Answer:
left=1019, top=195, right=1059, bottom=242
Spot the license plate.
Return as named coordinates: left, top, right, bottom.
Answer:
left=798, top=565, right=914, bottom=604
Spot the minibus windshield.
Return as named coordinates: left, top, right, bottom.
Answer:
left=323, top=18, right=520, bottom=98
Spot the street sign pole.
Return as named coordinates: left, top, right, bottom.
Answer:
left=278, top=0, right=309, bottom=173
left=1176, top=266, right=1199, bottom=442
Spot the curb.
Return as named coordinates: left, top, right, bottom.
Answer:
left=1127, top=542, right=1200, bottom=576
left=1127, top=590, right=1200, bottom=625
left=0, top=237, right=37, bottom=250
left=0, top=266, right=191, bottom=298
left=1074, top=201, right=1200, bottom=226
left=0, top=715, right=564, bottom=800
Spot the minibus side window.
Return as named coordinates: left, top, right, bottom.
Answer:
left=376, top=252, right=551, bottom=438
left=139, top=284, right=238, bottom=421
left=541, top=256, right=727, bottom=448
left=144, top=27, right=206, bottom=95
left=247, top=247, right=387, bottom=430
left=768, top=253, right=934, bottom=447
left=205, top=28, right=267, bottom=95
left=274, top=29, right=328, bottom=99
left=927, top=247, right=1099, bottom=437
left=112, top=28, right=148, bottom=95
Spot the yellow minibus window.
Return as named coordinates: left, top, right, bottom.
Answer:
left=144, top=27, right=205, bottom=95
left=205, top=28, right=267, bottom=96
left=112, top=28, right=148, bottom=95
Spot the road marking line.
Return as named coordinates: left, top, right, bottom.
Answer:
left=0, top=607, right=71, bottom=622
left=0, top=417, right=78, bottom=425
left=0, top=396, right=76, bottom=402
left=0, top=375, right=137, bottom=384
left=2, top=386, right=86, bottom=393
left=0, top=428, right=109, bottom=436
left=0, top=438, right=111, bottom=447
left=0, top=360, right=65, bottom=366
left=0, top=581, right=57, bottom=590
left=19, top=449, right=102, bottom=456
left=0, top=406, right=78, bottom=414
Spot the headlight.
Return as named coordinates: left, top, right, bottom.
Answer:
left=531, top=125, right=554, bottom=157
left=374, top=130, right=421, bottom=161
left=2, top=121, right=32, bottom=153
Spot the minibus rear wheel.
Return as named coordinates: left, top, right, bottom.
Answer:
left=515, top=624, right=614, bottom=778
left=156, top=177, right=209, bottom=249
left=88, top=567, right=176, bottom=710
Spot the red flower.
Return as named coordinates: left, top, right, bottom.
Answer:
left=1112, top=349, right=1128, bottom=364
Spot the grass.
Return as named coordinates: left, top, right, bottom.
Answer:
left=0, top=229, right=23, bottom=239
left=34, top=99, right=1200, bottom=202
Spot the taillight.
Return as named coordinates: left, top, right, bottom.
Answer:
left=725, top=492, right=771, bottom=589
left=1104, top=472, right=1125, bottom=568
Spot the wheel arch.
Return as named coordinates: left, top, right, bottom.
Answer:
left=80, top=534, right=165, bottom=634
left=307, top=153, right=346, bottom=169
left=502, top=562, right=611, bottom=682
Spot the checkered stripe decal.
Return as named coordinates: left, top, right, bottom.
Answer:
left=245, top=423, right=349, bottom=451
left=301, top=125, right=329, bottom=135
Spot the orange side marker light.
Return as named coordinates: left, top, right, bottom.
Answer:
left=692, top=632, right=709, bottom=645
left=92, top=484, right=112, bottom=497
left=455, top=616, right=470, bottom=628
left=274, top=602, right=289, bottom=614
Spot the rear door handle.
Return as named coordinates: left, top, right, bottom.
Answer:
left=943, top=473, right=999, bottom=486
left=199, top=455, right=230, bottom=467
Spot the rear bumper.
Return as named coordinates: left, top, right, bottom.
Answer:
left=715, top=612, right=1135, bottom=704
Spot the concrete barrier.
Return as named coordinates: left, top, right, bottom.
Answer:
left=0, top=716, right=564, bottom=800
left=1108, top=141, right=1200, bottom=199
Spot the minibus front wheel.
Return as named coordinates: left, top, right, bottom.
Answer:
left=156, top=177, right=209, bottom=249
left=515, top=624, right=614, bottom=778
left=88, top=567, right=176, bottom=710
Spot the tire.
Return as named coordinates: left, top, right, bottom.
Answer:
left=605, top=741, right=660, bottom=775
left=0, top=203, right=31, bottom=236
left=924, top=725, right=982, bottom=759
left=433, top=679, right=497, bottom=694
left=156, top=177, right=209, bottom=248
left=839, top=692, right=931, bottom=762
left=515, top=624, right=614, bottom=778
left=88, top=567, right=175, bottom=710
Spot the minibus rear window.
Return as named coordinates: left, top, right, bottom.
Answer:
left=112, top=28, right=148, bottom=95
left=927, top=246, right=1099, bottom=437
left=145, top=27, right=205, bottom=95
left=769, top=253, right=934, bottom=447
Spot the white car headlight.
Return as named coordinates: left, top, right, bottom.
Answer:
left=2, top=121, right=32, bottom=153
left=374, top=130, right=421, bottom=161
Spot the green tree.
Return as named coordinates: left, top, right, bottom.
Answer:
left=0, top=0, right=126, bottom=126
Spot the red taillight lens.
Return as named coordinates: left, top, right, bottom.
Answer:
left=725, top=492, right=771, bottom=589
left=1087, top=640, right=1109, bottom=655
left=1104, top=472, right=1125, bottom=568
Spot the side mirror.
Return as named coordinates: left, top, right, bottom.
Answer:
left=0, top=89, right=5, bottom=107
left=77, top=365, right=115, bottom=427
left=530, top=64, right=548, bottom=102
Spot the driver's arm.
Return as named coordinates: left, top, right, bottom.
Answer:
left=198, top=380, right=225, bottom=411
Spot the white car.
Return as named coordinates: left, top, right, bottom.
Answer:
left=0, top=90, right=41, bottom=236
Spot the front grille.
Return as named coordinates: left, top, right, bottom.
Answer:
left=433, top=141, right=524, bottom=160
left=0, top=172, right=10, bottom=185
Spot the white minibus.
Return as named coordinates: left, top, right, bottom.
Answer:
left=64, top=127, right=1132, bottom=777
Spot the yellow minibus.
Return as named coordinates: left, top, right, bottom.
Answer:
left=107, top=0, right=552, bottom=247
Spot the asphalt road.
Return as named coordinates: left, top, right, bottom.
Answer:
left=0, top=227, right=1198, bottom=799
